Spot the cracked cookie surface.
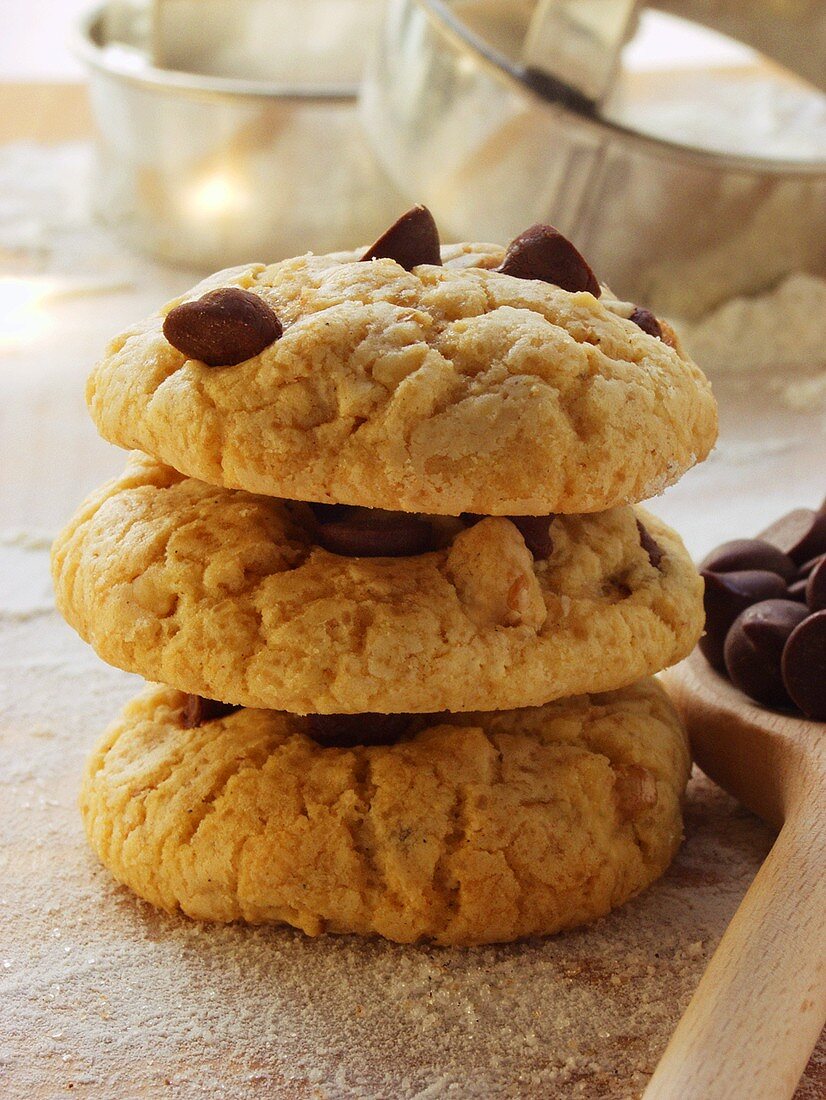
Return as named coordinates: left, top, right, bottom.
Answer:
left=81, top=678, right=690, bottom=945
left=52, top=454, right=704, bottom=713
left=86, top=243, right=717, bottom=516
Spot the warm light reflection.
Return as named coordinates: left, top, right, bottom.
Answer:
left=185, top=171, right=250, bottom=221
left=0, top=277, right=54, bottom=350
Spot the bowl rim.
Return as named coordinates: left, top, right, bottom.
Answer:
left=73, top=2, right=359, bottom=103
left=409, top=0, right=826, bottom=175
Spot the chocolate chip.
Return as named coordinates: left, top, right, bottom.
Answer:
left=305, top=713, right=412, bottom=748
left=796, top=553, right=826, bottom=581
left=790, top=555, right=826, bottom=602
left=788, top=577, right=809, bottom=602
left=700, top=538, right=796, bottom=582
left=316, top=508, right=435, bottom=558
left=699, top=569, right=788, bottom=672
left=781, top=610, right=826, bottom=720
left=182, top=695, right=240, bottom=728
left=508, top=515, right=555, bottom=560
left=806, top=555, right=826, bottom=611
left=163, top=288, right=282, bottom=367
left=723, top=599, right=809, bottom=708
left=759, top=508, right=826, bottom=566
left=461, top=513, right=555, bottom=559
left=629, top=307, right=663, bottom=340
left=496, top=224, right=600, bottom=296
left=361, top=205, right=442, bottom=270
left=308, top=502, right=352, bottom=523
left=636, top=520, right=664, bottom=569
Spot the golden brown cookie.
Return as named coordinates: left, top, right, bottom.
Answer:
left=81, top=678, right=690, bottom=945
left=86, top=243, right=716, bottom=515
left=52, top=454, right=704, bottom=713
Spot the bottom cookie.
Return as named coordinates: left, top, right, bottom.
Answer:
left=81, top=679, right=690, bottom=945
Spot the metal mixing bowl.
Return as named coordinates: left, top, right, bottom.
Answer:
left=360, top=0, right=826, bottom=317
left=75, top=1, right=405, bottom=270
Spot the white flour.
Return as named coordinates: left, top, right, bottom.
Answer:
left=678, top=272, right=826, bottom=395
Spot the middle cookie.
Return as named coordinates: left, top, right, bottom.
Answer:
left=53, top=454, right=703, bottom=713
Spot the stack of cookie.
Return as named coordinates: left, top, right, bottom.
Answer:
left=53, top=208, right=717, bottom=945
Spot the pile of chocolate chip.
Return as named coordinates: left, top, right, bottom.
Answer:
left=699, top=502, right=826, bottom=720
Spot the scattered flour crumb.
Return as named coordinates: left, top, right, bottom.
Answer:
left=0, top=529, right=55, bottom=552
left=776, top=373, right=826, bottom=412
left=0, top=605, right=55, bottom=622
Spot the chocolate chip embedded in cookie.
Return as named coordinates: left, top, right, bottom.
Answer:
left=80, top=678, right=690, bottom=944
left=508, top=515, right=555, bottom=561
left=462, top=513, right=555, bottom=561
left=304, top=712, right=412, bottom=748
left=629, top=307, right=662, bottom=339
left=361, top=205, right=442, bottom=270
left=496, top=224, right=600, bottom=296
left=314, top=507, right=436, bottom=558
left=86, top=239, right=717, bottom=516
left=51, top=456, right=704, bottom=714
left=636, top=520, right=664, bottom=569
left=162, top=288, right=282, bottom=366
left=181, top=695, right=241, bottom=728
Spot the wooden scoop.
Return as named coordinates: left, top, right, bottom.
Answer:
left=647, top=651, right=826, bottom=1099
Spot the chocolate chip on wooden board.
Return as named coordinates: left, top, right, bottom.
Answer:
left=181, top=695, right=241, bottom=728
left=699, top=502, right=826, bottom=718
left=699, top=569, right=789, bottom=672
left=315, top=507, right=436, bottom=558
left=781, top=611, right=826, bottom=720
left=723, top=599, right=809, bottom=708
left=304, top=713, right=412, bottom=748
left=758, top=508, right=826, bottom=566
left=788, top=577, right=809, bottom=602
left=795, top=553, right=826, bottom=581
left=805, top=555, right=826, bottom=611
left=163, top=288, right=282, bottom=367
left=361, top=205, right=442, bottom=270
left=496, top=224, right=601, bottom=296
left=700, top=538, right=796, bottom=582
left=787, top=553, right=824, bottom=602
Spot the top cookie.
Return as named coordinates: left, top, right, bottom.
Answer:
left=87, top=218, right=717, bottom=516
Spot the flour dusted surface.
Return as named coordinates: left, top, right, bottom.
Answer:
left=2, top=575, right=824, bottom=1097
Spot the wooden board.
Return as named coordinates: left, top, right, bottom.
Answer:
left=651, top=654, right=826, bottom=1098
